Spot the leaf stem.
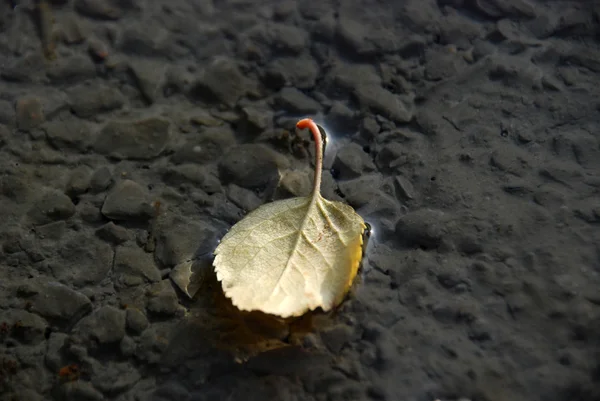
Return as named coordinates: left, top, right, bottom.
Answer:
left=296, top=118, right=323, bottom=198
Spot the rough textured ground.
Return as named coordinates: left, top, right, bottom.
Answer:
left=0, top=0, right=599, bottom=400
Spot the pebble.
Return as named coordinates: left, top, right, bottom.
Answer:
left=59, top=381, right=104, bottom=401
left=119, top=25, right=169, bottom=57
left=95, top=222, right=132, bottom=244
left=75, top=0, right=122, bottom=20
left=74, top=305, right=126, bottom=345
left=101, top=179, right=154, bottom=222
left=394, top=175, right=415, bottom=201
left=275, top=169, right=312, bottom=198
left=162, top=164, right=222, bottom=194
left=275, top=87, right=322, bottom=114
left=191, top=58, right=250, bottom=107
left=120, top=335, right=137, bottom=356
left=113, top=245, right=161, bottom=285
left=125, top=308, right=149, bottom=334
left=263, top=55, right=319, bottom=90
left=46, top=55, right=97, bottom=83
left=395, top=208, right=450, bottom=249
left=52, top=236, right=114, bottom=286
left=15, top=278, right=92, bottom=322
left=27, top=189, right=76, bottom=225
left=332, top=143, right=376, bottom=179
left=66, top=82, right=125, bottom=118
left=91, top=361, right=141, bottom=395
left=240, top=106, right=272, bottom=136
left=170, top=126, right=237, bottom=165
left=327, top=101, right=356, bottom=133
left=218, top=144, right=282, bottom=189
left=338, top=174, right=382, bottom=208
left=43, top=119, right=91, bottom=151
left=353, top=84, right=414, bottom=123
left=226, top=184, right=263, bottom=212
left=154, top=215, right=220, bottom=267
left=320, top=324, right=353, bottom=354
left=66, top=166, right=92, bottom=198
left=15, top=96, right=45, bottom=131
left=146, top=280, right=182, bottom=317
left=1, top=309, right=48, bottom=345
left=490, top=145, right=532, bottom=177
left=90, top=166, right=113, bottom=193
left=129, top=59, right=166, bottom=104
left=93, top=117, right=171, bottom=160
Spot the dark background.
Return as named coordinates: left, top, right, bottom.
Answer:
left=0, top=0, right=599, bottom=400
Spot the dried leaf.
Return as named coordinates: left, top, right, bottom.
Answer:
left=214, top=118, right=367, bottom=318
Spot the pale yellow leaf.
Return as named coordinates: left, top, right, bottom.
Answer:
left=213, top=118, right=367, bottom=318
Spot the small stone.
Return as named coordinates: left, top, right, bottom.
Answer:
left=66, top=166, right=92, bottom=197
left=394, top=175, right=415, bottom=201
left=34, top=221, right=66, bottom=241
left=170, top=126, right=237, bottom=165
left=395, top=209, right=450, bottom=249
left=136, top=323, right=171, bottom=364
left=226, top=184, right=262, bottom=212
left=268, top=23, right=307, bottom=54
left=119, top=25, right=169, bottom=57
left=490, top=146, right=532, bottom=177
left=59, top=381, right=104, bottom=401
left=90, top=166, right=113, bottom=193
left=15, top=97, right=45, bottom=131
left=241, top=106, right=272, bottom=135
left=154, top=216, right=219, bottom=267
left=58, top=15, right=86, bottom=44
left=146, top=280, right=181, bottom=316
left=94, top=117, right=170, bottom=160
left=129, top=59, right=166, bottom=104
left=424, top=49, right=464, bottom=81
left=275, top=170, right=312, bottom=198
left=75, top=0, right=122, bottom=20
left=96, top=222, right=132, bottom=244
left=320, top=324, right=353, bottom=354
left=327, top=101, right=356, bottom=132
left=263, top=56, right=319, bottom=90
left=1, top=309, right=48, bottom=345
left=46, top=55, right=97, bottom=83
left=353, top=84, right=414, bottom=123
left=218, top=144, right=282, bottom=189
left=332, top=143, right=376, bottom=179
left=0, top=99, right=14, bottom=124
left=77, top=200, right=104, bottom=223
left=338, top=174, right=382, bottom=208
left=74, top=306, right=126, bottom=344
left=1, top=52, right=46, bottom=83
left=46, top=332, right=69, bottom=371
left=53, top=236, right=114, bottom=286
left=15, top=278, right=92, bottom=321
left=360, top=116, right=380, bottom=140
left=27, top=189, right=76, bottom=225
left=191, top=58, right=250, bottom=107
left=113, top=245, right=161, bottom=285
left=101, top=180, right=154, bottom=222
left=275, top=87, right=322, bottom=114
left=120, top=336, right=136, bottom=356
left=162, top=164, right=222, bottom=194
left=43, top=119, right=91, bottom=151
left=66, top=82, right=125, bottom=118
left=126, top=308, right=149, bottom=334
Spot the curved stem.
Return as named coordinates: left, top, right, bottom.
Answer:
left=296, top=118, right=324, bottom=199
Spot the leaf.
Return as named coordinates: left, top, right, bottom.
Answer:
left=213, top=118, right=367, bottom=318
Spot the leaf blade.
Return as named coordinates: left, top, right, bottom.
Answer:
left=214, top=194, right=365, bottom=318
